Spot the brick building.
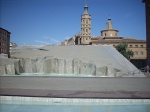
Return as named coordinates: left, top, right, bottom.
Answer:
left=0, top=27, right=11, bottom=57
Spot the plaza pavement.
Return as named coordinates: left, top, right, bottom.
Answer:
left=0, top=76, right=150, bottom=98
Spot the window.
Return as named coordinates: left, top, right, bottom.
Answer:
left=130, top=45, right=132, bottom=47
left=135, top=51, right=138, bottom=55
left=86, top=20, right=88, bottom=24
left=86, top=29, right=88, bottom=32
left=141, top=51, right=144, bottom=55
left=141, top=45, right=143, bottom=47
left=135, top=45, right=138, bottom=47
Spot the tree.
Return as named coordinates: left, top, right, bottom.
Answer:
left=115, top=42, right=134, bottom=60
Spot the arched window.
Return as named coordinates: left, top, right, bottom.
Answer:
left=86, top=29, right=88, bottom=32
left=86, top=20, right=88, bottom=24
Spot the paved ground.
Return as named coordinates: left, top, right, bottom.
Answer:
left=0, top=76, right=150, bottom=98
left=144, top=72, right=150, bottom=77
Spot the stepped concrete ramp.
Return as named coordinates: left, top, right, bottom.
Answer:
left=8, top=45, right=144, bottom=77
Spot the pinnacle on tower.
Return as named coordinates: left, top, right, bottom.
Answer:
left=107, top=16, right=113, bottom=29
left=108, top=15, right=111, bottom=21
left=83, top=2, right=89, bottom=14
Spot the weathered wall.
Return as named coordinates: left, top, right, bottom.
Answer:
left=0, top=56, right=143, bottom=77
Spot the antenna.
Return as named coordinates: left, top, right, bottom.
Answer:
left=85, top=0, right=87, bottom=5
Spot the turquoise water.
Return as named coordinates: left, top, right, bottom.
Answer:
left=1, top=103, right=150, bottom=112
left=1, top=96, right=150, bottom=112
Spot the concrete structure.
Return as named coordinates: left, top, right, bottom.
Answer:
left=0, top=28, right=11, bottom=57
left=143, top=0, right=150, bottom=67
left=0, top=45, right=145, bottom=77
left=61, top=4, right=147, bottom=69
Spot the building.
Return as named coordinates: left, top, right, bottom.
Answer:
left=0, top=27, right=11, bottom=57
left=143, top=0, right=150, bottom=67
left=10, top=42, right=17, bottom=49
left=61, top=3, right=147, bottom=69
left=80, top=3, right=91, bottom=45
left=91, top=18, right=146, bottom=66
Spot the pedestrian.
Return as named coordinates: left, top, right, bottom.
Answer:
left=146, top=65, right=149, bottom=73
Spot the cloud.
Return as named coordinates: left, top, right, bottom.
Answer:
left=65, top=36, right=71, bottom=40
left=123, top=13, right=133, bottom=18
left=35, top=40, right=50, bottom=45
left=45, top=36, right=61, bottom=44
left=50, top=38, right=60, bottom=43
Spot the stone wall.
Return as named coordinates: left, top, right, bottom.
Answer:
left=0, top=56, right=136, bottom=77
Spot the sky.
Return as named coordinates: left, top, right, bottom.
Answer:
left=0, top=0, right=146, bottom=46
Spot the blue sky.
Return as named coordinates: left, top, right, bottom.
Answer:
left=0, top=0, right=146, bottom=45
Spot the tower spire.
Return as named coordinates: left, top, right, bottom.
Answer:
left=83, top=1, right=88, bottom=14
left=107, top=16, right=112, bottom=29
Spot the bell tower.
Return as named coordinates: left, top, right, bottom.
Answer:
left=81, top=3, right=91, bottom=44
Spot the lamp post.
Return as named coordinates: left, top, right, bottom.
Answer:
left=142, top=0, right=150, bottom=67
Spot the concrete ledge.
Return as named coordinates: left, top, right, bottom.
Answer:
left=1, top=96, right=150, bottom=105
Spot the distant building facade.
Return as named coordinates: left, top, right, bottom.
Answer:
left=0, top=27, right=11, bottom=56
left=10, top=42, right=17, bottom=49
left=61, top=4, right=147, bottom=68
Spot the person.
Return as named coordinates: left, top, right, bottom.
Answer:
left=146, top=65, right=149, bottom=73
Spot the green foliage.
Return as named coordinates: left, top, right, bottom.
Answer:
left=115, top=42, right=134, bottom=60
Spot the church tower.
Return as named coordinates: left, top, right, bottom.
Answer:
left=81, top=3, right=91, bottom=44
left=101, top=17, right=118, bottom=37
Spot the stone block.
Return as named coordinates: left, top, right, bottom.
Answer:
left=65, top=59, right=73, bottom=74
left=20, top=58, right=37, bottom=73
left=73, top=59, right=82, bottom=74
left=5, top=64, right=15, bottom=75
left=96, top=66, right=107, bottom=76
left=12, top=59, right=20, bottom=74
left=107, top=67, right=121, bottom=77
left=0, top=66, right=6, bottom=75
left=36, top=59, right=45, bottom=73
left=57, top=59, right=66, bottom=74
left=81, top=62, right=96, bottom=75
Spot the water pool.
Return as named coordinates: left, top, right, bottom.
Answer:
left=0, top=96, right=150, bottom=112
